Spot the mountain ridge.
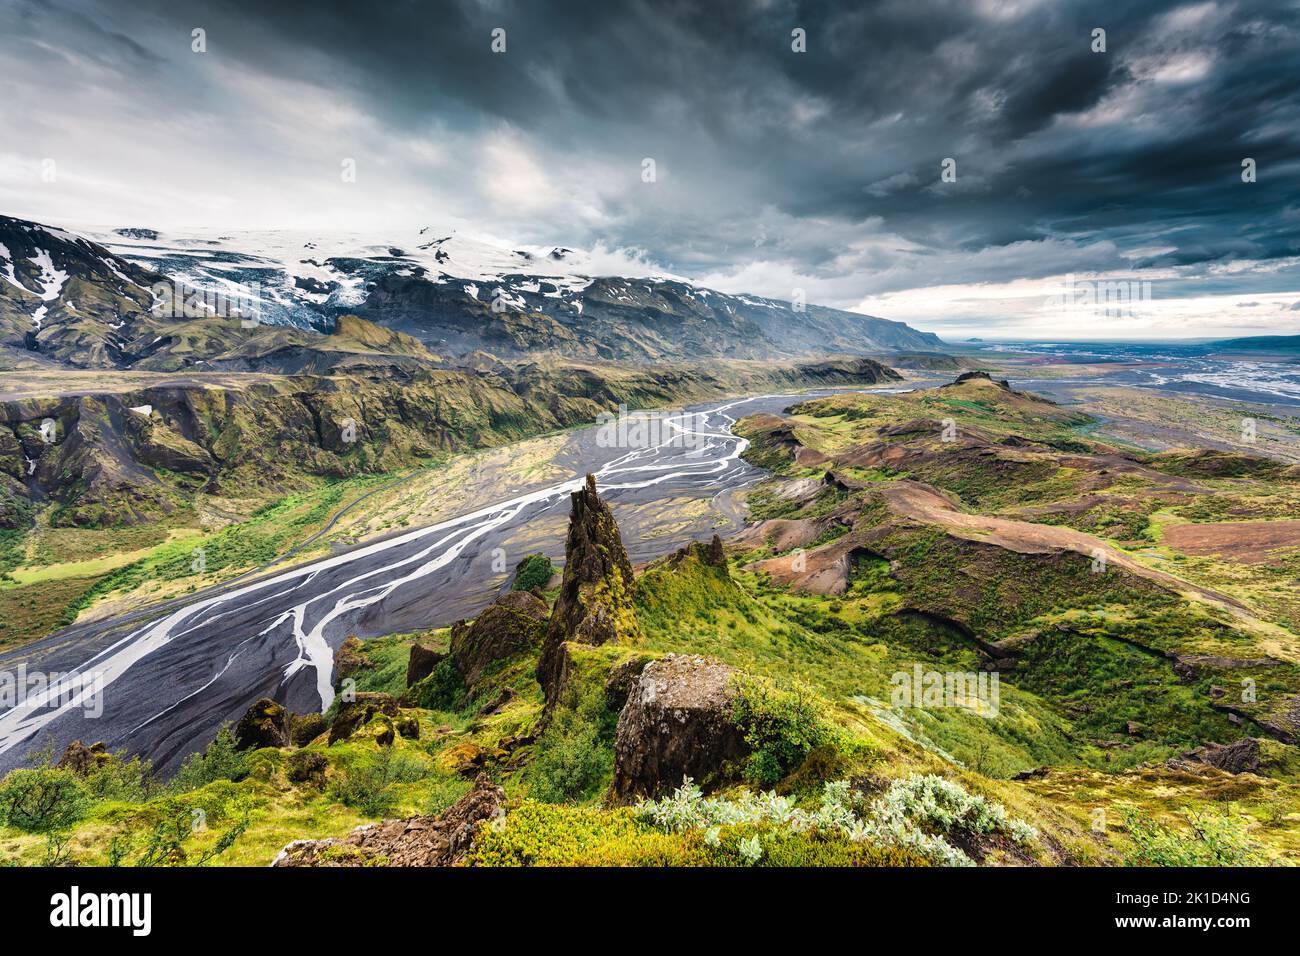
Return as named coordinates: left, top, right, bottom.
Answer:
left=1, top=215, right=943, bottom=369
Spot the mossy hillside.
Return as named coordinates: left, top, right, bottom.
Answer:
left=777, top=380, right=1093, bottom=454
left=3, top=554, right=1295, bottom=866
left=633, top=544, right=1076, bottom=778
left=728, top=414, right=1300, bottom=784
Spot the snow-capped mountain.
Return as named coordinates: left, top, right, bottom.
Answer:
left=1, top=215, right=943, bottom=369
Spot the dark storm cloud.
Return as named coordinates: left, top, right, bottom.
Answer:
left=136, top=0, right=1295, bottom=264
left=3, top=0, right=1300, bottom=331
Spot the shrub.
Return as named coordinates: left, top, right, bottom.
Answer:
left=635, top=774, right=1036, bottom=867
left=528, top=685, right=615, bottom=804
left=728, top=674, right=837, bottom=786
left=84, top=753, right=157, bottom=803
left=512, top=553, right=555, bottom=592
left=412, top=660, right=465, bottom=712
left=0, top=767, right=88, bottom=833
left=1122, top=807, right=1271, bottom=867
left=327, top=748, right=430, bottom=817
left=170, top=726, right=249, bottom=793
left=107, top=795, right=252, bottom=867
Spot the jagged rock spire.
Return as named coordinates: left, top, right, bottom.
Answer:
left=537, top=473, right=640, bottom=703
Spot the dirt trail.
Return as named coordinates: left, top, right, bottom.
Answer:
left=879, top=480, right=1256, bottom=618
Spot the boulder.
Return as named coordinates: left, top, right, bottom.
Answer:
left=450, top=590, right=548, bottom=693
left=273, top=773, right=504, bottom=867
left=235, top=698, right=291, bottom=750
left=328, top=692, right=400, bottom=744
left=291, top=712, right=327, bottom=746
left=442, top=741, right=507, bottom=777
left=56, top=740, right=111, bottom=776
left=1183, top=737, right=1261, bottom=775
left=610, top=654, right=749, bottom=801
left=287, top=750, right=329, bottom=787
left=407, top=643, right=445, bottom=688
left=537, top=474, right=641, bottom=703
left=334, top=636, right=373, bottom=682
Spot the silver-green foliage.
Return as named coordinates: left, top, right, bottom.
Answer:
left=636, top=773, right=1037, bottom=866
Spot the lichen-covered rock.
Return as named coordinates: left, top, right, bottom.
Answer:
left=327, top=692, right=400, bottom=744
left=236, top=698, right=325, bottom=750
left=604, top=654, right=655, bottom=713
left=1181, top=737, right=1261, bottom=774
left=407, top=643, right=445, bottom=688
left=370, top=714, right=396, bottom=747
left=291, top=712, right=328, bottom=747
left=273, top=773, right=504, bottom=867
left=396, top=715, right=420, bottom=739
left=537, top=474, right=640, bottom=703
left=610, top=654, right=749, bottom=801
left=334, top=636, right=372, bottom=682
left=450, top=590, right=548, bottom=693
left=441, top=741, right=507, bottom=777
left=235, top=698, right=291, bottom=750
left=55, top=740, right=111, bottom=775
left=287, top=750, right=329, bottom=787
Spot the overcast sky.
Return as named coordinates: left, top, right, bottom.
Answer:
left=2, top=0, right=1299, bottom=338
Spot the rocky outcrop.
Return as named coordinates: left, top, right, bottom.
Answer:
left=234, top=698, right=325, bottom=750
left=327, top=692, right=400, bottom=745
left=660, top=534, right=729, bottom=574
left=1180, top=737, right=1262, bottom=774
left=610, top=654, right=749, bottom=801
left=273, top=773, right=504, bottom=867
left=537, top=474, right=641, bottom=704
left=450, top=590, right=548, bottom=694
left=407, top=643, right=445, bottom=688
left=287, top=750, right=329, bottom=787
left=55, top=740, right=110, bottom=775
left=743, top=538, right=865, bottom=596
left=235, top=698, right=292, bottom=750
left=333, top=636, right=372, bottom=682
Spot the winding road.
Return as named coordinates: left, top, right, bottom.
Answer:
left=0, top=392, right=827, bottom=774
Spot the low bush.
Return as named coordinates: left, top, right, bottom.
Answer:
left=1122, top=806, right=1271, bottom=866
left=635, top=774, right=1036, bottom=867
left=327, top=748, right=430, bottom=817
left=728, top=674, right=840, bottom=786
left=0, top=767, right=88, bottom=834
left=512, top=553, right=555, bottom=592
left=170, top=726, right=249, bottom=793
